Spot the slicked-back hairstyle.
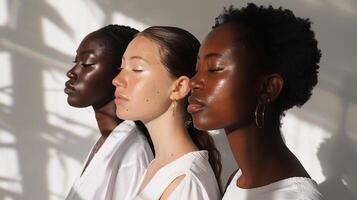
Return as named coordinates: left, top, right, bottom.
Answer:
left=214, top=3, right=321, bottom=116
left=137, top=26, right=222, bottom=192
left=138, top=26, right=199, bottom=78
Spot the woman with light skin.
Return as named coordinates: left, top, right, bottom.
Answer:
left=64, top=25, right=153, bottom=200
left=112, top=26, right=221, bottom=200
left=188, top=4, right=324, bottom=200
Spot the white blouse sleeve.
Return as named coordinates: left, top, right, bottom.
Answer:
left=111, top=162, right=147, bottom=200
left=168, top=172, right=221, bottom=200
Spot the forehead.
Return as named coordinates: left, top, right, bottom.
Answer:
left=199, top=22, right=248, bottom=57
left=126, top=36, right=158, bottom=53
left=124, top=36, right=162, bottom=64
left=77, top=32, right=109, bottom=53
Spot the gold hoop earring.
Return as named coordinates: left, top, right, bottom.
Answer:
left=255, top=102, right=266, bottom=128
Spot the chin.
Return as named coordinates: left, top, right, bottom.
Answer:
left=192, top=117, right=217, bottom=131
left=67, top=98, right=88, bottom=108
left=115, top=108, right=135, bottom=121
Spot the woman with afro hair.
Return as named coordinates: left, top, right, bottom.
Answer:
left=188, top=3, right=325, bottom=200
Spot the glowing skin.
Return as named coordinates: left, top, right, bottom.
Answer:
left=189, top=23, right=260, bottom=131
left=189, top=22, right=311, bottom=189
left=64, top=30, right=124, bottom=173
left=112, top=36, right=175, bottom=123
left=65, top=32, right=118, bottom=109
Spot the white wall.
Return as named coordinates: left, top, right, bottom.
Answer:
left=0, top=0, right=356, bottom=199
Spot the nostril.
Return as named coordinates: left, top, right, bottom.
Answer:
left=112, top=78, right=119, bottom=86
left=112, top=77, right=124, bottom=87
left=189, top=79, right=196, bottom=89
left=66, top=70, right=75, bottom=78
left=190, top=79, right=203, bottom=90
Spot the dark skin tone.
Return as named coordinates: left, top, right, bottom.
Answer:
left=189, top=22, right=310, bottom=189
left=65, top=31, right=122, bottom=172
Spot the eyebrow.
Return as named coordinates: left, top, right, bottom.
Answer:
left=122, top=56, right=149, bottom=63
left=76, top=49, right=96, bottom=56
left=131, top=55, right=148, bottom=61
left=197, top=52, right=223, bottom=60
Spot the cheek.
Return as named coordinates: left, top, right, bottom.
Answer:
left=67, top=78, right=94, bottom=107
left=116, top=75, right=171, bottom=121
left=192, top=75, right=256, bottom=130
left=82, top=73, right=114, bottom=101
left=192, top=79, right=238, bottom=130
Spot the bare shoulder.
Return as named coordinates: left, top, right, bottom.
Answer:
left=159, top=175, right=186, bottom=200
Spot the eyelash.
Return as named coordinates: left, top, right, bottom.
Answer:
left=132, top=69, right=143, bottom=72
left=81, top=63, right=95, bottom=67
left=208, top=67, right=224, bottom=72
left=72, top=60, right=94, bottom=67
left=116, top=66, right=143, bottom=72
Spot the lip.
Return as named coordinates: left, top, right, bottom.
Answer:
left=187, top=95, right=206, bottom=114
left=64, top=81, right=75, bottom=94
left=114, top=93, right=129, bottom=104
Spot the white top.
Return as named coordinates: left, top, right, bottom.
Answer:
left=223, top=170, right=325, bottom=200
left=135, top=150, right=221, bottom=200
left=65, top=120, right=154, bottom=200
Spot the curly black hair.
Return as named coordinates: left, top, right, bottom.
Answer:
left=214, top=3, right=321, bottom=115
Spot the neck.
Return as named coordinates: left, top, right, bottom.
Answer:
left=144, top=105, right=198, bottom=162
left=93, top=100, right=123, bottom=138
left=225, top=122, right=290, bottom=187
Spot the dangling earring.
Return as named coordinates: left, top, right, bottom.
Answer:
left=255, top=98, right=270, bottom=128
left=255, top=103, right=265, bottom=128
left=172, top=99, right=177, bottom=116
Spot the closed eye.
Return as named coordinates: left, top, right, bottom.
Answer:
left=208, top=67, right=224, bottom=72
left=81, top=63, right=95, bottom=67
left=132, top=69, right=143, bottom=72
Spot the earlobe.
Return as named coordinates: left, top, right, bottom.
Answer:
left=259, top=73, right=284, bottom=103
left=170, top=76, right=191, bottom=100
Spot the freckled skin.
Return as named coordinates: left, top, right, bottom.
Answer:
left=190, top=23, right=260, bottom=131
left=112, top=36, right=174, bottom=123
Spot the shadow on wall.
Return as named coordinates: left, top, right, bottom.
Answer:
left=0, top=0, right=99, bottom=199
left=1, top=0, right=357, bottom=199
left=318, top=135, right=357, bottom=200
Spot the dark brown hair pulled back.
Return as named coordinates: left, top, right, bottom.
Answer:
left=138, top=26, right=222, bottom=192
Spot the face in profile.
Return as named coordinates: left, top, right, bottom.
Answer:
left=65, top=31, right=118, bottom=108
left=188, top=23, right=260, bottom=131
left=112, top=36, right=174, bottom=123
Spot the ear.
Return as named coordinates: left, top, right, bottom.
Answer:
left=170, top=76, right=191, bottom=100
left=259, top=73, right=284, bottom=103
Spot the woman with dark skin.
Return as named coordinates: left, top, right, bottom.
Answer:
left=64, top=25, right=153, bottom=200
left=188, top=4, right=324, bottom=200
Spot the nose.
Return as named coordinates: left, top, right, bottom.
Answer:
left=112, top=71, right=127, bottom=88
left=66, top=66, right=77, bottom=79
left=189, top=73, right=204, bottom=91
